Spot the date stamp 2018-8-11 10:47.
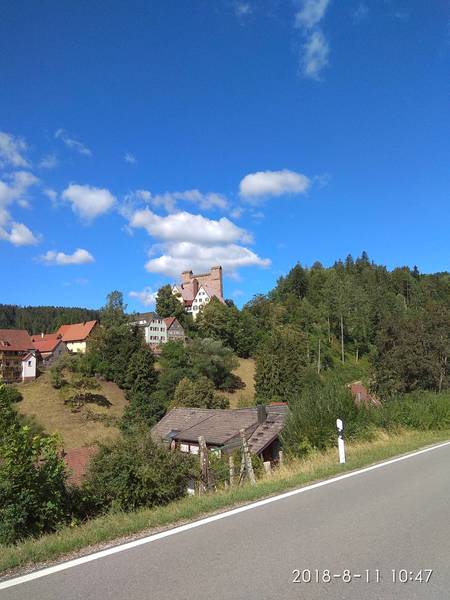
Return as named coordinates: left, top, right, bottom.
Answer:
left=292, top=568, right=434, bottom=585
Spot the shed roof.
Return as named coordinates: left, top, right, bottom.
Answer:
left=152, top=404, right=288, bottom=452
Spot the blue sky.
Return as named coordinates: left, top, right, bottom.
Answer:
left=1, top=0, right=449, bottom=310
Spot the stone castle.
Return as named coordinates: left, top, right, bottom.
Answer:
left=172, top=266, right=225, bottom=319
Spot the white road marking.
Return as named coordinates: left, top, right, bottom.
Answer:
left=1, top=440, right=449, bottom=591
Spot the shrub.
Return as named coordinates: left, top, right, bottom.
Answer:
left=50, top=365, right=65, bottom=389
left=2, top=385, right=23, bottom=403
left=172, top=377, right=229, bottom=409
left=371, top=391, right=450, bottom=431
left=81, top=428, right=196, bottom=514
left=281, top=380, right=368, bottom=457
left=0, top=386, right=69, bottom=545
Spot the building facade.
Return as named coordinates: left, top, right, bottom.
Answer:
left=0, top=329, right=36, bottom=383
left=131, top=313, right=185, bottom=349
left=172, top=265, right=225, bottom=320
left=31, top=333, right=67, bottom=366
left=56, top=320, right=97, bottom=353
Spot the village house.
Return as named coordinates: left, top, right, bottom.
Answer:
left=0, top=328, right=37, bottom=383
left=152, top=403, right=288, bottom=463
left=55, top=320, right=98, bottom=353
left=172, top=265, right=226, bottom=320
left=31, top=333, right=67, bottom=366
left=130, top=312, right=185, bottom=350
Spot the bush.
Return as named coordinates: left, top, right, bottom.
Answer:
left=0, top=386, right=69, bottom=545
left=281, top=380, right=369, bottom=457
left=81, top=428, right=196, bottom=514
left=371, top=391, right=450, bottom=431
left=172, top=377, right=229, bottom=409
left=2, top=385, right=23, bottom=403
left=50, top=365, right=65, bottom=389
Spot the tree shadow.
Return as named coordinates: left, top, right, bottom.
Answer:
left=221, top=374, right=245, bottom=393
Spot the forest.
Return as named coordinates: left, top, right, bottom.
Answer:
left=1, top=253, right=450, bottom=546
left=0, top=304, right=100, bottom=334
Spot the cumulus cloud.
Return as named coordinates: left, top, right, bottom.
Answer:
left=294, top=0, right=330, bottom=80
left=127, top=207, right=269, bottom=277
left=239, top=169, right=310, bottom=199
left=0, top=132, right=30, bottom=169
left=124, top=152, right=136, bottom=164
left=39, top=248, right=95, bottom=266
left=145, top=241, right=270, bottom=278
left=54, top=129, right=92, bottom=157
left=301, top=30, right=329, bottom=80
left=62, top=183, right=116, bottom=220
left=129, top=287, right=158, bottom=306
left=0, top=222, right=39, bottom=246
left=0, top=171, right=40, bottom=245
left=130, top=209, right=251, bottom=244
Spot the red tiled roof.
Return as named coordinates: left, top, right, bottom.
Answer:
left=0, top=329, right=34, bottom=352
left=56, top=320, right=97, bottom=342
left=64, top=446, right=98, bottom=486
left=31, top=333, right=62, bottom=353
left=164, top=317, right=177, bottom=329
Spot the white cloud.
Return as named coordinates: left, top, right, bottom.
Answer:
left=230, top=206, right=244, bottom=219
left=130, top=209, right=251, bottom=244
left=0, top=171, right=40, bottom=245
left=301, top=30, right=329, bottom=80
left=124, top=152, right=136, bottom=164
left=239, top=169, right=310, bottom=199
left=54, top=129, right=92, bottom=157
left=126, top=188, right=229, bottom=213
left=129, top=287, right=158, bottom=307
left=145, top=241, right=270, bottom=278
left=294, top=0, right=330, bottom=80
left=43, top=188, right=58, bottom=205
left=0, top=132, right=30, bottom=169
left=295, top=0, right=329, bottom=29
left=62, top=183, right=116, bottom=220
left=0, top=222, right=39, bottom=246
left=39, top=154, right=58, bottom=169
left=127, top=206, right=269, bottom=278
left=39, top=248, right=95, bottom=266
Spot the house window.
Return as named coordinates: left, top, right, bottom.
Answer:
left=28, top=360, right=32, bottom=367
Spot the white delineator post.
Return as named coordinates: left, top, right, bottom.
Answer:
left=336, top=418, right=346, bottom=464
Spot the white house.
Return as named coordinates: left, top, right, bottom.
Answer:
left=21, top=352, right=37, bottom=382
left=130, top=313, right=185, bottom=348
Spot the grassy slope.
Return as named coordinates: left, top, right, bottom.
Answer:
left=16, top=372, right=127, bottom=449
left=222, top=357, right=256, bottom=408
left=1, top=428, right=448, bottom=576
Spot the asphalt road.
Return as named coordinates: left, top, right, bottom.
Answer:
left=2, top=442, right=449, bottom=600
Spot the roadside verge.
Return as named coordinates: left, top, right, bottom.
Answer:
left=1, top=429, right=449, bottom=579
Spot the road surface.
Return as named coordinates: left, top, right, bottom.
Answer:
left=1, top=442, right=449, bottom=599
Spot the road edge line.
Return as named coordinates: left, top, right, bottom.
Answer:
left=1, top=439, right=449, bottom=590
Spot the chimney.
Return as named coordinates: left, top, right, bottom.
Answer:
left=41, top=332, right=44, bottom=338
left=257, top=404, right=267, bottom=424
left=181, top=270, right=193, bottom=283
